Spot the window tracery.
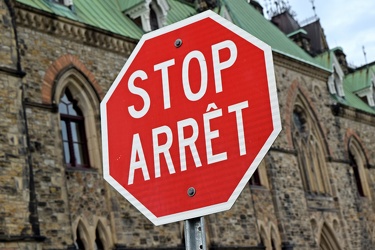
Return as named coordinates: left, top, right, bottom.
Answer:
left=292, top=99, right=330, bottom=195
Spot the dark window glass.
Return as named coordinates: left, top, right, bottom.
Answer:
left=293, top=108, right=306, bottom=133
left=95, top=227, right=105, bottom=250
left=59, top=89, right=89, bottom=168
left=271, top=239, right=277, bottom=250
left=249, top=168, right=261, bottom=186
left=150, top=7, right=159, bottom=31
left=75, top=227, right=85, bottom=250
left=349, top=151, right=365, bottom=197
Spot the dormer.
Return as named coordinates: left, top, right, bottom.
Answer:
left=328, top=55, right=345, bottom=97
left=353, top=72, right=375, bottom=107
left=125, top=0, right=170, bottom=32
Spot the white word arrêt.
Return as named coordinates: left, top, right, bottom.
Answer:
left=127, top=101, right=249, bottom=185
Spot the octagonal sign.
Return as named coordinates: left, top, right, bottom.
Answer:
left=101, top=10, right=281, bottom=225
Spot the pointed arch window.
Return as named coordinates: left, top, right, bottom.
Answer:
left=59, top=88, right=89, bottom=168
left=348, top=138, right=370, bottom=198
left=319, top=223, right=341, bottom=250
left=95, top=220, right=110, bottom=249
left=270, top=226, right=281, bottom=250
left=75, top=223, right=87, bottom=250
left=95, top=227, right=105, bottom=250
left=54, top=68, right=101, bottom=171
left=292, top=100, right=330, bottom=195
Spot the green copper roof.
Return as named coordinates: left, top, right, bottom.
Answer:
left=315, top=50, right=334, bottom=70
left=333, top=86, right=375, bottom=115
left=117, top=0, right=144, bottom=12
left=339, top=64, right=375, bottom=114
left=166, top=0, right=196, bottom=24
left=16, top=0, right=143, bottom=40
left=344, top=67, right=375, bottom=93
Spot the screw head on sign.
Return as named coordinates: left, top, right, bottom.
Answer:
left=187, top=187, right=196, bottom=197
left=174, top=38, right=183, bottom=48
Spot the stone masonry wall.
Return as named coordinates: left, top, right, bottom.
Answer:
left=16, top=23, right=129, bottom=248
left=0, top=1, right=38, bottom=249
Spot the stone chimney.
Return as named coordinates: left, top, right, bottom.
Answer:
left=333, top=47, right=350, bottom=74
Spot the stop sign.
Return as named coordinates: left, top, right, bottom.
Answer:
left=101, top=10, right=281, bottom=225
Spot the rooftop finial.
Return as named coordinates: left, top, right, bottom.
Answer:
left=310, top=0, right=317, bottom=17
left=362, top=45, right=368, bottom=65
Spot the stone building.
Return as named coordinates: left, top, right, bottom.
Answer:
left=1, top=0, right=375, bottom=249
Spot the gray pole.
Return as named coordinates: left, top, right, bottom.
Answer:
left=184, top=217, right=207, bottom=250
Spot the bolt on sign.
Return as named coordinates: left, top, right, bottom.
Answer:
left=101, top=10, right=281, bottom=226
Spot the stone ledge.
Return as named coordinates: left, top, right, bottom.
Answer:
left=0, top=235, right=46, bottom=242
left=0, top=65, right=26, bottom=77
left=331, top=103, right=375, bottom=126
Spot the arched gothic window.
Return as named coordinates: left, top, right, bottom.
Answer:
left=259, top=226, right=268, bottom=249
left=75, top=221, right=89, bottom=250
left=149, top=6, right=159, bottom=30
left=72, top=218, right=112, bottom=249
left=348, top=137, right=370, bottom=198
left=319, top=223, right=341, bottom=250
left=292, top=100, right=330, bottom=195
left=95, top=220, right=110, bottom=250
left=54, top=68, right=101, bottom=170
left=270, top=225, right=281, bottom=250
left=95, top=226, right=105, bottom=250
left=75, top=228, right=85, bottom=250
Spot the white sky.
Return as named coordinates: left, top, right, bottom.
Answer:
left=264, top=0, right=375, bottom=67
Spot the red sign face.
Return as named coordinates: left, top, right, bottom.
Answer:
left=101, top=11, right=281, bottom=225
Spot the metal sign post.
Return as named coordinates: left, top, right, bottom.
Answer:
left=184, top=217, right=207, bottom=250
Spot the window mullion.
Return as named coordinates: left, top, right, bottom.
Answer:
left=66, top=118, right=77, bottom=167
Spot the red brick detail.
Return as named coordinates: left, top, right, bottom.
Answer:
left=284, top=80, right=332, bottom=156
left=42, top=54, right=104, bottom=104
left=345, top=129, right=372, bottom=165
